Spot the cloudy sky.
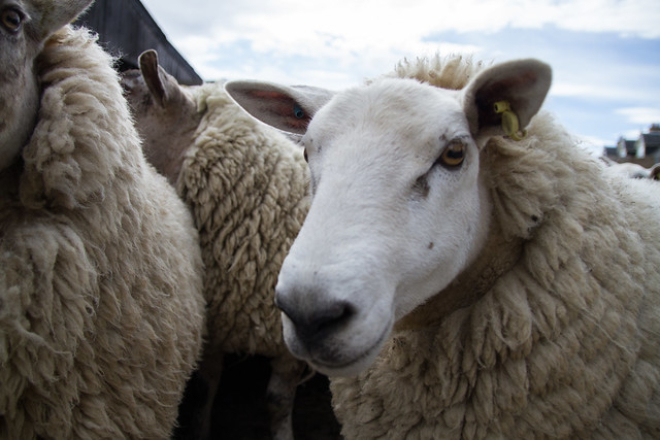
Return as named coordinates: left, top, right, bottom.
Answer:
left=139, top=0, right=660, bottom=153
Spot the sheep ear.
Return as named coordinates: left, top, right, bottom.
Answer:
left=225, top=80, right=335, bottom=135
left=139, top=50, right=169, bottom=106
left=462, top=59, right=552, bottom=142
left=36, top=0, right=94, bottom=40
left=651, top=164, right=660, bottom=181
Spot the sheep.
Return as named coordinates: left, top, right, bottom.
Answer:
left=600, top=157, right=660, bottom=181
left=225, top=54, right=660, bottom=439
left=121, top=50, right=317, bottom=439
left=0, top=4, right=205, bottom=439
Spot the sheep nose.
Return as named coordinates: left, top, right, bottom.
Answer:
left=275, top=292, right=355, bottom=345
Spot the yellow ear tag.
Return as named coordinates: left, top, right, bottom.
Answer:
left=494, top=101, right=527, bottom=141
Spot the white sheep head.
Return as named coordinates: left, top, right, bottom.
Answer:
left=0, top=0, right=92, bottom=172
left=226, top=59, right=552, bottom=376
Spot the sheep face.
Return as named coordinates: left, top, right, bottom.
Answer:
left=226, top=59, right=551, bottom=377
left=0, top=0, right=92, bottom=172
left=280, top=80, right=490, bottom=376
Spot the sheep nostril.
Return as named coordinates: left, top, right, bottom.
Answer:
left=276, top=293, right=355, bottom=344
left=310, top=301, right=354, bottom=334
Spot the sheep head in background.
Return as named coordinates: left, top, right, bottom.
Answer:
left=653, top=163, right=660, bottom=180
left=226, top=59, right=552, bottom=377
left=122, top=49, right=202, bottom=185
left=0, top=0, right=92, bottom=171
left=603, top=160, right=660, bottom=181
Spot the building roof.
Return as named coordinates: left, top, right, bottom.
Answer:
left=605, top=146, right=618, bottom=157
left=77, top=0, right=202, bottom=85
left=642, top=133, right=660, bottom=153
left=616, top=137, right=637, bottom=156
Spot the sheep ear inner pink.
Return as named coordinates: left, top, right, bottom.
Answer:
left=225, top=81, right=334, bottom=136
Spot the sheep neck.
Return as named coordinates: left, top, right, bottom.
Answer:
left=395, top=217, right=524, bottom=331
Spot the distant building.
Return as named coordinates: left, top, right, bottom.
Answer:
left=606, top=124, right=660, bottom=168
left=615, top=138, right=637, bottom=158
left=76, top=0, right=202, bottom=85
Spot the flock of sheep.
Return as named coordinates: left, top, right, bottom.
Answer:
left=1, top=1, right=658, bottom=439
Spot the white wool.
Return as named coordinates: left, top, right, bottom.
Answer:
left=180, top=83, right=309, bottom=357
left=176, top=82, right=311, bottom=437
left=0, top=26, right=205, bottom=439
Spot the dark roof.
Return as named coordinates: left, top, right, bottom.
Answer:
left=618, top=138, right=637, bottom=155
left=642, top=133, right=660, bottom=155
left=77, top=0, right=202, bottom=85
left=604, top=146, right=618, bottom=156
left=642, top=133, right=660, bottom=146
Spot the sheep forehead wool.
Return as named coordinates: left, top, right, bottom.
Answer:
left=387, top=53, right=489, bottom=90
left=0, top=25, right=205, bottom=440
left=324, top=55, right=660, bottom=439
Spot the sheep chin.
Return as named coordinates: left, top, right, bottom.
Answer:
left=306, top=316, right=394, bottom=378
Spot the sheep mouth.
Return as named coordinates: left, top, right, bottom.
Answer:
left=308, top=318, right=393, bottom=376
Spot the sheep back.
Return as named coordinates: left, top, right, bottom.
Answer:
left=330, top=58, right=660, bottom=440
left=177, top=84, right=309, bottom=357
left=0, top=26, right=205, bottom=440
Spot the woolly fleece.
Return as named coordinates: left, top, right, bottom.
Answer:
left=0, top=27, right=205, bottom=439
left=177, top=83, right=309, bottom=360
left=329, top=55, right=660, bottom=439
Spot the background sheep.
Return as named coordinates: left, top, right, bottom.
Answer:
left=226, top=55, right=660, bottom=439
left=0, top=3, right=205, bottom=438
left=121, top=50, right=326, bottom=439
left=600, top=157, right=660, bottom=181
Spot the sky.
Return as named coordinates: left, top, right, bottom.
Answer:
left=139, top=0, right=660, bottom=154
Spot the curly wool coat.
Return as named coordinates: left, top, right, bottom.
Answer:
left=0, top=27, right=205, bottom=439
left=329, top=56, right=660, bottom=439
left=177, top=83, right=310, bottom=359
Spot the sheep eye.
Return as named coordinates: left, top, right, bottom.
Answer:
left=438, top=140, right=466, bottom=168
left=293, top=104, right=305, bottom=119
left=303, top=148, right=308, bottom=163
left=2, top=9, right=22, bottom=32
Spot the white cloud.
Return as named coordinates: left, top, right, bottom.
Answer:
left=143, top=0, right=660, bottom=84
left=551, top=81, right=658, bottom=103
left=144, top=0, right=660, bottom=42
left=616, top=107, right=660, bottom=125
left=622, top=128, right=643, bottom=139
left=576, top=134, right=610, bottom=154
left=138, top=0, right=660, bottom=145
left=551, top=82, right=608, bottom=99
